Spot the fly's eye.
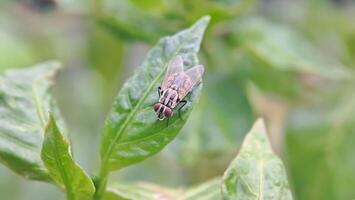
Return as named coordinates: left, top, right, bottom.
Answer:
left=164, top=108, right=173, bottom=118
left=153, top=103, right=160, bottom=112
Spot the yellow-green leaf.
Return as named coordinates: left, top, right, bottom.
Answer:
left=41, top=115, right=95, bottom=200
left=222, top=119, right=293, bottom=200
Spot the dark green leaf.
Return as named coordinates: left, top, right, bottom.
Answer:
left=222, top=119, right=293, bottom=200
left=0, top=62, right=62, bottom=180
left=100, top=16, right=210, bottom=171
left=41, top=114, right=95, bottom=200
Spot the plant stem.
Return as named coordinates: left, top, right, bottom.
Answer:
left=94, top=164, right=109, bottom=200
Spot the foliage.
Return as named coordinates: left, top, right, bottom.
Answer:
left=0, top=15, right=293, bottom=200
left=222, top=119, right=292, bottom=200
left=0, top=0, right=355, bottom=200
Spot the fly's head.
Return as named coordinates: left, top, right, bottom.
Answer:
left=153, top=102, right=173, bottom=120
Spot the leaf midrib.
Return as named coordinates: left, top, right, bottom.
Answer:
left=257, top=158, right=264, bottom=200
left=257, top=141, right=264, bottom=200
left=0, top=73, right=49, bottom=147
left=115, top=112, right=185, bottom=147
left=32, top=75, right=48, bottom=127
left=51, top=124, right=74, bottom=200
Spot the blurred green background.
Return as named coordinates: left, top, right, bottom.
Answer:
left=0, top=0, right=355, bottom=199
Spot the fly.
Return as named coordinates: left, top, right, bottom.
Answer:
left=153, top=55, right=204, bottom=121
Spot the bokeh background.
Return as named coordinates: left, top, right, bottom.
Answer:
left=0, top=0, right=355, bottom=199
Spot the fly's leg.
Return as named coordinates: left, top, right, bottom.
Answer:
left=158, top=86, right=162, bottom=97
left=177, top=100, right=187, bottom=120
left=152, top=87, right=162, bottom=107
left=152, top=86, right=162, bottom=107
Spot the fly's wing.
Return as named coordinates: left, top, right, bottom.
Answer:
left=161, top=55, right=184, bottom=90
left=178, top=65, right=205, bottom=99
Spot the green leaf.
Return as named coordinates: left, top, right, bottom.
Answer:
left=41, top=114, right=95, bottom=200
left=222, top=119, right=293, bottom=200
left=100, top=16, right=210, bottom=171
left=103, top=178, right=221, bottom=200
left=0, top=62, right=62, bottom=180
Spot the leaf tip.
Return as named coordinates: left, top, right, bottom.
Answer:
left=191, top=15, right=211, bottom=32
left=50, top=61, right=63, bottom=74
left=251, top=117, right=267, bottom=134
left=44, top=112, right=53, bottom=128
left=247, top=118, right=275, bottom=153
left=37, top=61, right=63, bottom=82
left=44, top=60, right=62, bottom=71
left=200, top=15, right=211, bottom=24
left=51, top=60, right=62, bottom=68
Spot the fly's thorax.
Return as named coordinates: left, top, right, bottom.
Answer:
left=159, top=88, right=179, bottom=109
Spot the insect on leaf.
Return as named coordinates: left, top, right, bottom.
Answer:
left=100, top=16, right=210, bottom=171
left=222, top=119, right=293, bottom=200
left=41, top=114, right=95, bottom=200
left=0, top=62, right=63, bottom=180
